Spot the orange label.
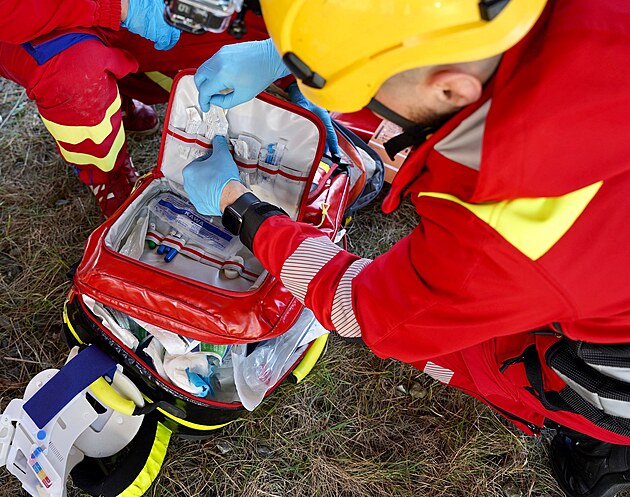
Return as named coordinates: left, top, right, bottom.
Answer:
left=368, top=121, right=411, bottom=183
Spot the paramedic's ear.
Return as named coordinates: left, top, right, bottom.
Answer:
left=428, top=70, right=483, bottom=108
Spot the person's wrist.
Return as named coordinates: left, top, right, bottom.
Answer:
left=220, top=180, right=250, bottom=213
left=262, top=38, right=290, bottom=80
left=121, top=0, right=129, bottom=21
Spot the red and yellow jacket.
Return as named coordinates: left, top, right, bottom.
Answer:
left=250, top=0, right=630, bottom=442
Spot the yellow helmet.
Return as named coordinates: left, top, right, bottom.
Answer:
left=261, top=0, right=547, bottom=113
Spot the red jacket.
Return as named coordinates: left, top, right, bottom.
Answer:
left=251, top=0, right=630, bottom=442
left=0, top=0, right=122, bottom=44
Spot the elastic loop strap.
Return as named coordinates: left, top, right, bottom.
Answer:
left=240, top=202, right=288, bottom=252
left=24, top=345, right=117, bottom=429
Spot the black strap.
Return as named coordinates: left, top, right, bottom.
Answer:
left=524, top=340, right=630, bottom=437
left=71, top=411, right=168, bottom=497
left=240, top=202, right=288, bottom=252
left=548, top=340, right=630, bottom=405
left=383, top=124, right=434, bottom=160
left=522, top=344, right=571, bottom=412
left=479, top=0, right=510, bottom=21
left=366, top=99, right=417, bottom=129
left=365, top=99, right=434, bottom=159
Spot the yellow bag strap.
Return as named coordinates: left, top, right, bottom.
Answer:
left=71, top=411, right=172, bottom=497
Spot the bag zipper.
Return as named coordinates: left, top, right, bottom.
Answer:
left=499, top=351, right=529, bottom=373
left=484, top=398, right=542, bottom=434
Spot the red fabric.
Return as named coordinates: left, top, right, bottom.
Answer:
left=73, top=81, right=338, bottom=345
left=253, top=216, right=361, bottom=333
left=0, top=36, right=136, bottom=184
left=329, top=109, right=382, bottom=143
left=474, top=1, right=630, bottom=201
left=98, top=12, right=268, bottom=102
left=251, top=0, right=630, bottom=443
left=0, top=0, right=122, bottom=44
left=0, top=11, right=268, bottom=183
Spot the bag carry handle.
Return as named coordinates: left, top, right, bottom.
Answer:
left=71, top=411, right=172, bottom=497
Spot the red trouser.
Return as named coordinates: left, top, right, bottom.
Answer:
left=0, top=14, right=267, bottom=185
left=414, top=331, right=630, bottom=445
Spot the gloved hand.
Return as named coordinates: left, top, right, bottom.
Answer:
left=182, top=136, right=240, bottom=216
left=287, top=83, right=341, bottom=158
left=195, top=38, right=290, bottom=112
left=121, top=0, right=181, bottom=50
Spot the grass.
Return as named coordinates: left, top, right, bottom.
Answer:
left=0, top=76, right=572, bottom=497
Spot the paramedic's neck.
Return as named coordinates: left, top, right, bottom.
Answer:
left=220, top=181, right=250, bottom=213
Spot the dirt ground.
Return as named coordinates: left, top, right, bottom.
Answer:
left=0, top=77, right=577, bottom=497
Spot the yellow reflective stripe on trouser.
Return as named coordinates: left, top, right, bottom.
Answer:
left=419, top=181, right=603, bottom=261
left=40, top=91, right=121, bottom=145
left=145, top=71, right=173, bottom=93
left=117, top=422, right=171, bottom=497
left=56, top=124, right=125, bottom=172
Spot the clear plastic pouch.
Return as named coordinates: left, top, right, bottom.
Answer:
left=273, top=165, right=310, bottom=215
left=231, top=309, right=328, bottom=410
left=118, top=207, right=149, bottom=260
left=147, top=192, right=239, bottom=258
left=231, top=134, right=262, bottom=187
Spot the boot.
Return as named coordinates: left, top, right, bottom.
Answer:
left=89, top=153, right=140, bottom=218
left=550, top=427, right=630, bottom=497
left=121, top=97, right=159, bottom=136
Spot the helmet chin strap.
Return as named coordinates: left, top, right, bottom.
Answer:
left=366, top=99, right=417, bottom=130
left=367, top=99, right=435, bottom=160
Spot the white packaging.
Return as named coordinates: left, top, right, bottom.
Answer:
left=203, top=105, right=229, bottom=141
left=184, top=106, right=203, bottom=135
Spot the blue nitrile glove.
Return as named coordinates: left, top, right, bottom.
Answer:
left=182, top=136, right=239, bottom=216
left=287, top=83, right=341, bottom=158
left=195, top=38, right=290, bottom=112
left=121, top=0, right=181, bottom=50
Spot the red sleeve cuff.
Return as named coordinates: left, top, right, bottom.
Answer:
left=252, top=215, right=324, bottom=276
left=98, top=0, right=123, bottom=31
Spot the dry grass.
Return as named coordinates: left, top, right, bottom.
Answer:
left=0, top=77, right=572, bottom=497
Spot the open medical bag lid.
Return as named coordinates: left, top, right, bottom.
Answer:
left=72, top=70, right=331, bottom=344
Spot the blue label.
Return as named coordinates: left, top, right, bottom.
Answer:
left=158, top=200, right=232, bottom=242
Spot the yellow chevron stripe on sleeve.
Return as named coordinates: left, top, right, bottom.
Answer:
left=57, top=124, right=125, bottom=172
left=40, top=91, right=121, bottom=145
left=419, top=181, right=603, bottom=261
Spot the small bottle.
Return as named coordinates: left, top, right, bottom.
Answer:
left=257, top=144, right=279, bottom=190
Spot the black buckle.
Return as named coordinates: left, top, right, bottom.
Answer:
left=282, top=52, right=326, bottom=89
left=133, top=400, right=187, bottom=419
left=478, top=0, right=509, bottom=21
